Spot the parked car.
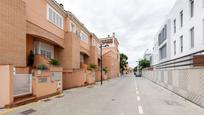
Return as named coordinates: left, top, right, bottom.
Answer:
left=135, top=71, right=142, bottom=77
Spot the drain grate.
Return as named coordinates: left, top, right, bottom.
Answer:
left=20, top=109, right=36, bottom=115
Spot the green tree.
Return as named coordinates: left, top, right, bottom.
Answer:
left=27, top=50, right=34, bottom=67
left=138, top=59, right=150, bottom=71
left=120, top=53, right=128, bottom=74
left=133, top=66, right=137, bottom=72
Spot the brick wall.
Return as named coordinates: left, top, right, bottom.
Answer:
left=0, top=0, right=26, bottom=67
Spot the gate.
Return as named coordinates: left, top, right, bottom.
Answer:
left=13, top=74, right=32, bottom=97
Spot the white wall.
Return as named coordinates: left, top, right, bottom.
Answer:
left=143, top=68, right=204, bottom=108
left=153, top=0, right=204, bottom=65
left=168, top=0, right=204, bottom=59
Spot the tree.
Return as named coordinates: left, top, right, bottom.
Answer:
left=27, top=50, right=35, bottom=73
left=133, top=66, right=137, bottom=72
left=138, top=59, right=150, bottom=71
left=27, top=50, right=34, bottom=67
left=120, top=53, right=128, bottom=74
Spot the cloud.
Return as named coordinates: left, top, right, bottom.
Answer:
left=56, top=0, right=176, bottom=67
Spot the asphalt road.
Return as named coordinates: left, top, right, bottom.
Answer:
left=4, top=75, right=204, bottom=115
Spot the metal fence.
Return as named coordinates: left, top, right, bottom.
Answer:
left=13, top=74, right=32, bottom=97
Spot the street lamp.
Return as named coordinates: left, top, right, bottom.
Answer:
left=100, top=44, right=109, bottom=85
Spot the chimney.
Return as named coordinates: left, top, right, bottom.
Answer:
left=59, top=3, right=64, bottom=8
left=112, top=32, right=115, bottom=37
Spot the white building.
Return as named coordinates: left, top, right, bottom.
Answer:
left=152, top=0, right=204, bottom=68
left=144, top=49, right=153, bottom=65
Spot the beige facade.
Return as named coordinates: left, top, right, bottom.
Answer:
left=101, top=33, right=120, bottom=79
left=0, top=0, right=120, bottom=107
left=0, top=0, right=26, bottom=67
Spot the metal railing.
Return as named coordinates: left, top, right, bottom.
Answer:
left=154, top=50, right=204, bottom=69
left=13, top=74, right=32, bottom=97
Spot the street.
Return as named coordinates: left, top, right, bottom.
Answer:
left=4, top=75, right=204, bottom=115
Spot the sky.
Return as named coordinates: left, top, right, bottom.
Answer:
left=56, top=0, right=177, bottom=67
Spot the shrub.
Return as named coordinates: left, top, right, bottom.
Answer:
left=36, top=64, right=48, bottom=71
left=49, top=59, right=60, bottom=66
left=102, top=67, right=108, bottom=74
left=88, top=64, right=97, bottom=71
left=27, top=50, right=34, bottom=67
left=138, top=59, right=150, bottom=71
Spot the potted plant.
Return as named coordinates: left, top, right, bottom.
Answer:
left=49, top=59, right=62, bottom=72
left=102, top=67, right=108, bottom=74
left=88, top=64, right=97, bottom=71
left=36, top=64, right=48, bottom=75
left=49, top=59, right=60, bottom=66
left=102, top=67, right=108, bottom=80
left=87, top=64, right=97, bottom=82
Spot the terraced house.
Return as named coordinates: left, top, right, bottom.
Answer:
left=0, top=0, right=120, bottom=108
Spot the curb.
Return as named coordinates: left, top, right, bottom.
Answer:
left=0, top=93, right=64, bottom=115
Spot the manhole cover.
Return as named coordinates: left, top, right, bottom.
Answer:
left=20, top=109, right=36, bottom=115
left=164, top=100, right=182, bottom=106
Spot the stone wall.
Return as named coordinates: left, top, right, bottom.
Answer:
left=143, top=68, right=204, bottom=108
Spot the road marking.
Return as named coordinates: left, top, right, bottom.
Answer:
left=138, top=106, right=144, bottom=114
left=134, top=78, right=138, bottom=90
left=137, top=96, right=141, bottom=101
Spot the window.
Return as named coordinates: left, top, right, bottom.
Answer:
left=174, top=40, right=176, bottom=55
left=180, top=36, right=183, bottom=53
left=203, top=0, right=204, bottom=7
left=92, top=39, right=96, bottom=46
left=70, top=22, right=76, bottom=33
left=47, top=4, right=64, bottom=29
left=180, top=10, right=183, bottom=27
left=80, top=54, right=85, bottom=64
left=190, top=27, right=195, bottom=48
left=40, top=50, right=52, bottom=59
left=190, top=0, right=194, bottom=18
left=159, top=44, right=167, bottom=59
left=173, top=19, right=176, bottom=33
left=80, top=32, right=88, bottom=43
left=158, top=25, right=167, bottom=45
left=34, top=41, right=54, bottom=59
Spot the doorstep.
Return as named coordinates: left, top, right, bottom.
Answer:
left=0, top=109, right=5, bottom=115
left=12, top=94, right=37, bottom=107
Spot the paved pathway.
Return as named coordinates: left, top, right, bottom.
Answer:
left=4, top=75, right=204, bottom=115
